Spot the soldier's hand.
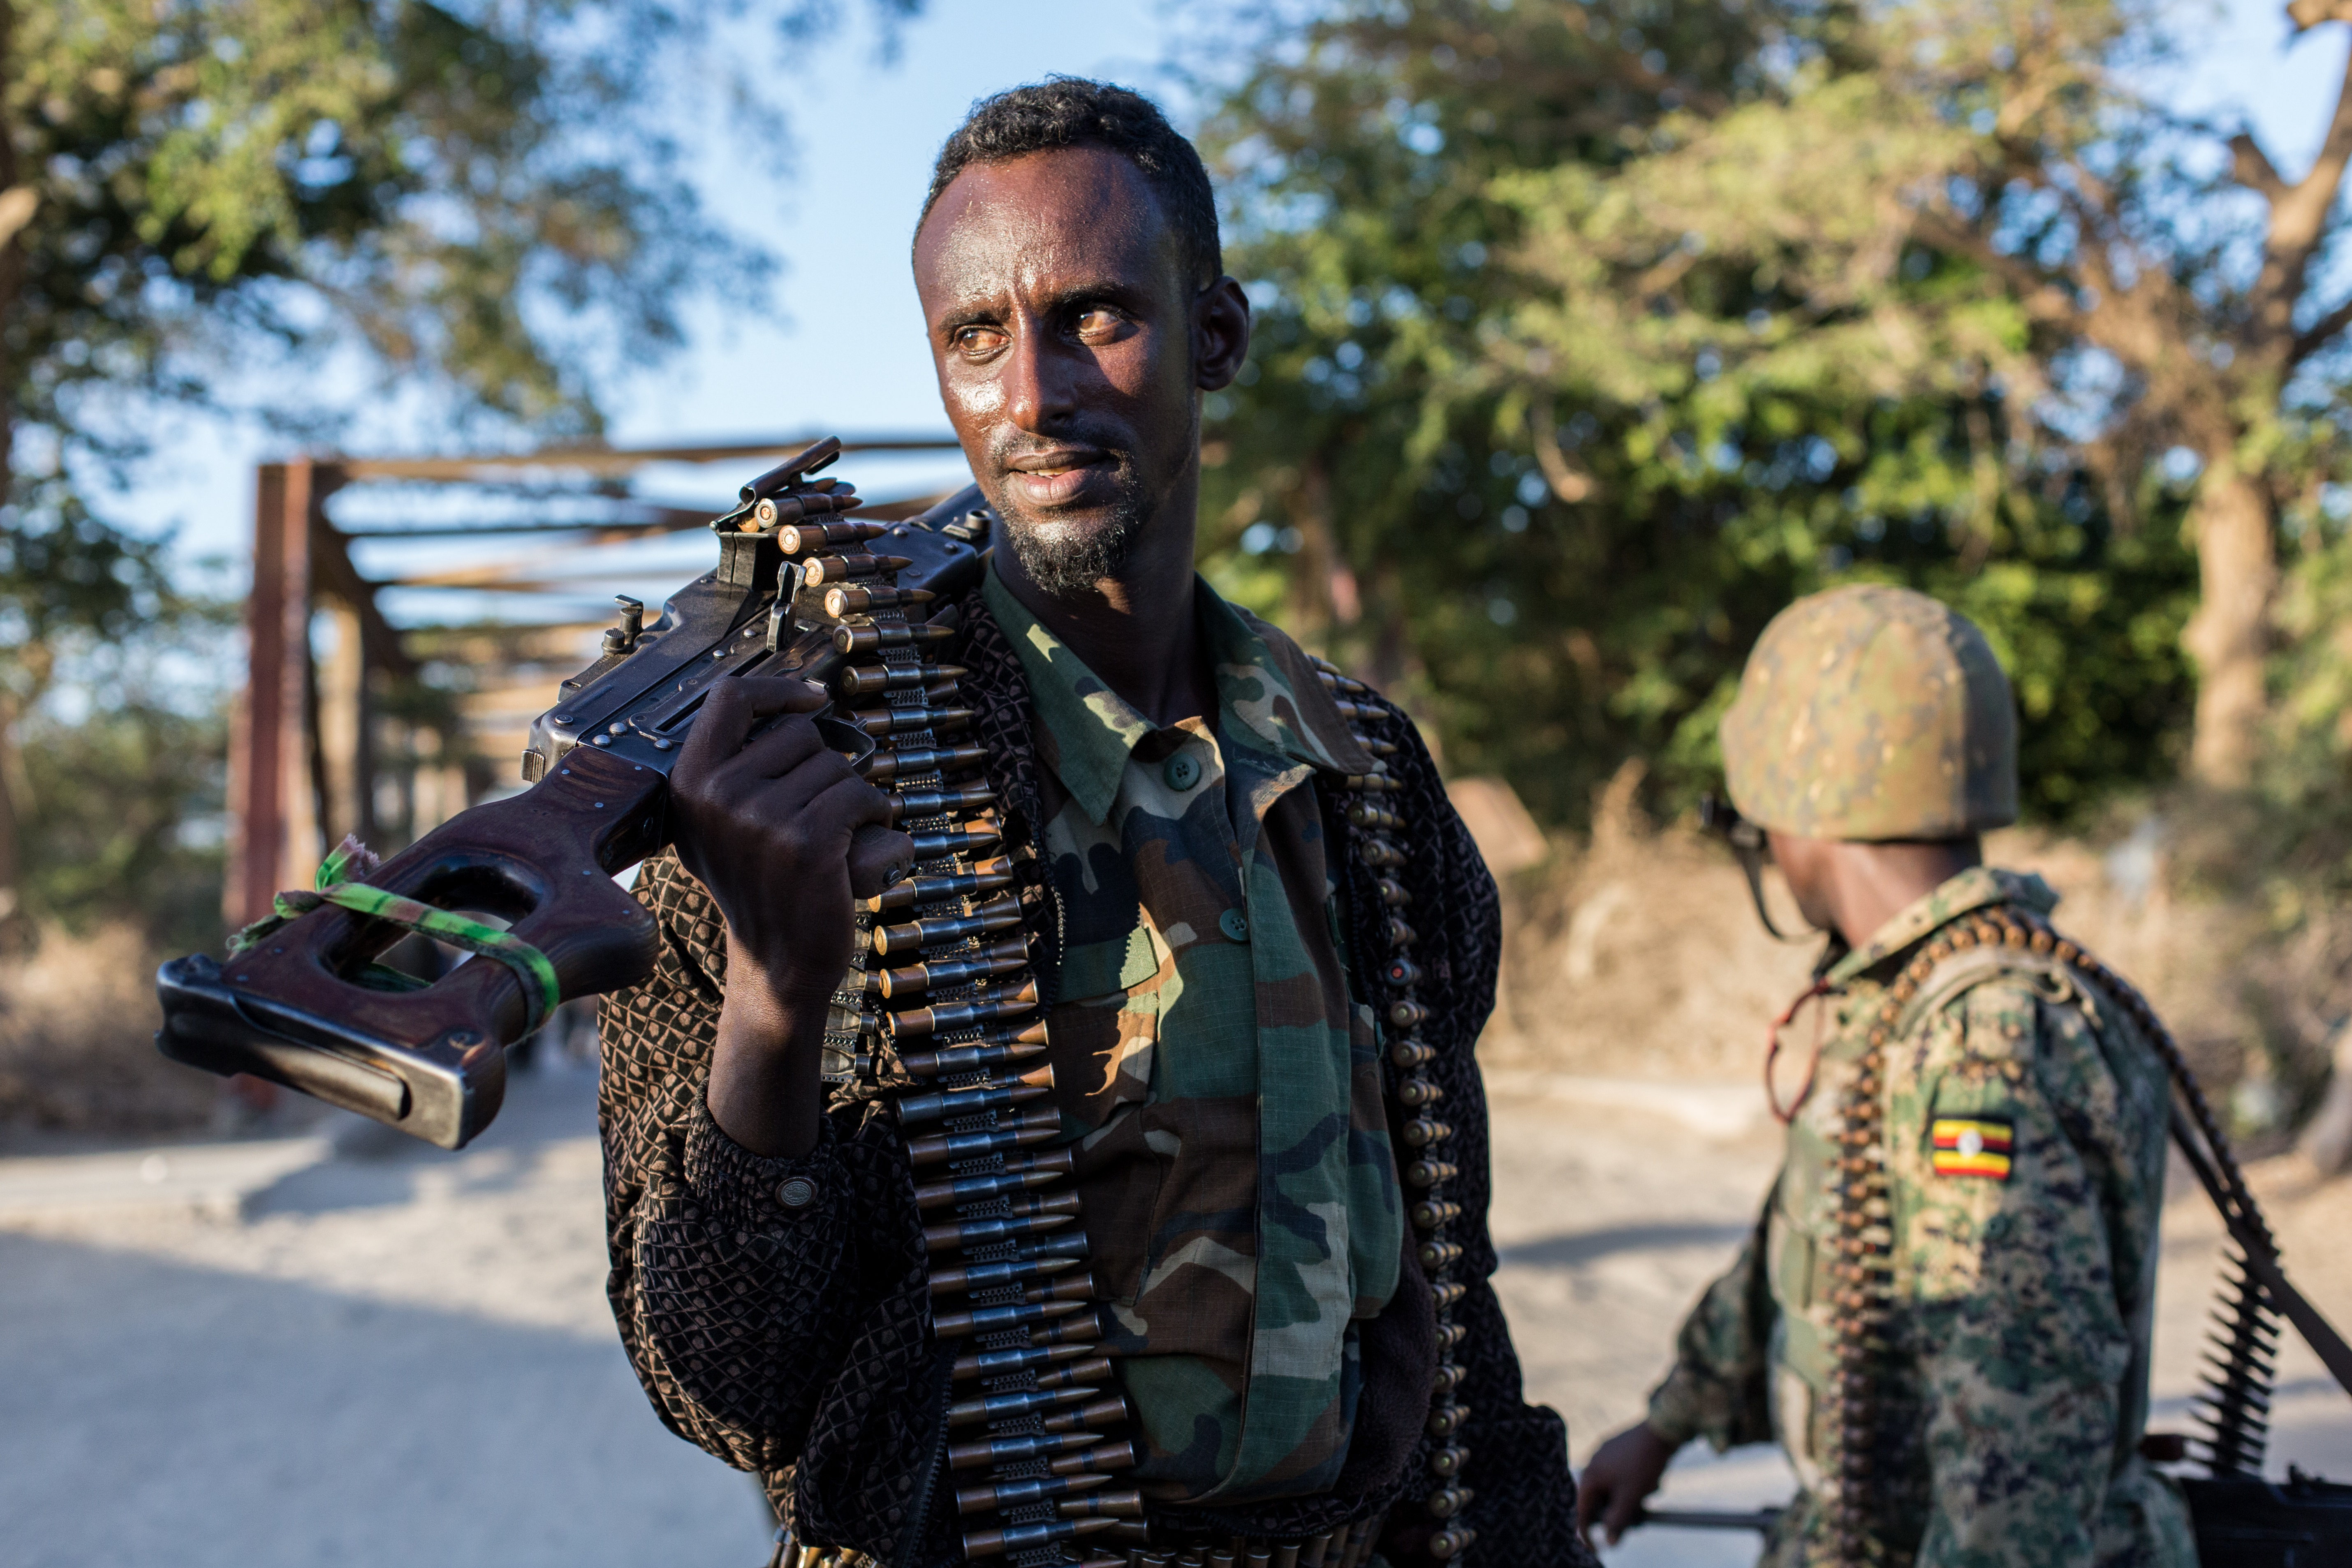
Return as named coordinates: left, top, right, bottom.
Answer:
left=668, top=676, right=914, bottom=1157
left=1575, top=1421, right=1677, bottom=1546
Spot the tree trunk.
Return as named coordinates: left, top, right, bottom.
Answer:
left=2181, top=460, right=2277, bottom=790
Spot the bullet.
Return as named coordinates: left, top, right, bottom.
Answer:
left=1400, top=1116, right=1451, bottom=1148
left=1340, top=772, right=1400, bottom=792
left=908, top=821, right=1003, bottom=859
left=835, top=661, right=968, bottom=699
left=887, top=984, right=1042, bottom=1040
left=894, top=1030, right=1048, bottom=1080
left=1375, top=876, right=1412, bottom=908
left=913, top=1146, right=1074, bottom=1210
left=896, top=1073, right=1054, bottom=1127
left=858, top=741, right=988, bottom=779
left=924, top=1189, right=1082, bottom=1249
left=1428, top=1527, right=1475, bottom=1561
left=877, top=938, right=1033, bottom=1003
left=1410, top=1199, right=1463, bottom=1230
left=960, top=1515, right=1121, bottom=1559
left=931, top=1294, right=1088, bottom=1339
left=1388, top=1040, right=1435, bottom=1070
left=776, top=518, right=887, bottom=551
left=1439, top=1320, right=1468, bottom=1349
left=882, top=781, right=993, bottom=817
left=860, top=860, right=1019, bottom=913
left=835, top=622, right=959, bottom=655
left=1056, top=1488, right=1143, bottom=1519
left=947, top=1373, right=1108, bottom=1427
left=955, top=1470, right=1115, bottom=1516
left=1347, top=802, right=1401, bottom=831
left=1038, top=1392, right=1129, bottom=1433
left=905, top=1104, right=1060, bottom=1167
left=800, top=552, right=914, bottom=586
left=1403, top=1159, right=1457, bottom=1188
left=1426, top=1402, right=1470, bottom=1437
left=1052, top=1440, right=1137, bottom=1476
left=1359, top=837, right=1404, bottom=869
left=1395, top=1074, right=1442, bottom=1107
left=874, top=894, right=1024, bottom=954
left=1431, top=1360, right=1465, bottom=1393
left=951, top=1337, right=1102, bottom=1382
left=856, top=705, right=975, bottom=738
left=1332, top=698, right=1379, bottom=723
left=1427, top=1443, right=1468, bottom=1477
left=824, top=584, right=935, bottom=617
left=946, top=1424, right=1104, bottom=1471
left=1387, top=1000, right=1428, bottom=1031
left=1432, top=1280, right=1467, bottom=1309
left=1383, top=957, right=1425, bottom=990
left=1385, top=917, right=1418, bottom=948
left=929, top=1250, right=1087, bottom=1301
left=1026, top=1354, right=1115, bottom=1392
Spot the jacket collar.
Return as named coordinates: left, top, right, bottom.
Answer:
left=1826, top=864, right=2060, bottom=987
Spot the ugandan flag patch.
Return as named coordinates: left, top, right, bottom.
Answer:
left=1931, top=1118, right=2014, bottom=1181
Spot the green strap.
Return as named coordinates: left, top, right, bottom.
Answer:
left=229, top=843, right=563, bottom=1031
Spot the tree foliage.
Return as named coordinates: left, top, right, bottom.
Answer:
left=1191, top=0, right=2352, bottom=827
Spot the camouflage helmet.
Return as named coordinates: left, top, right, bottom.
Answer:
left=1720, top=584, right=2016, bottom=841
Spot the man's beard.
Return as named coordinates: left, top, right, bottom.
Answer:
left=998, top=498, right=1152, bottom=596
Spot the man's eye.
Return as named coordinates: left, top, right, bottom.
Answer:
left=1075, top=308, right=1123, bottom=339
left=954, top=325, right=1006, bottom=353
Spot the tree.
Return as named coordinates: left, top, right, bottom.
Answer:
left=1190, top=0, right=2196, bottom=825
left=0, top=0, right=909, bottom=931
left=1491, top=0, right=2352, bottom=792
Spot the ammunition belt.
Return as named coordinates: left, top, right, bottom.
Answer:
left=783, top=510, right=1472, bottom=1566
left=1823, top=906, right=2277, bottom=1566
left=774, top=1512, right=1392, bottom=1568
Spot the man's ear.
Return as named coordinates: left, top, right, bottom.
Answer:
left=1193, top=276, right=1251, bottom=391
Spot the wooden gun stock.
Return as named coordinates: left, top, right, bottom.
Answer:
left=155, top=455, right=988, bottom=1149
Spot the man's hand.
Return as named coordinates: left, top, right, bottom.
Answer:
left=666, top=676, right=914, bottom=1158
left=1576, top=1421, right=1678, bottom=1547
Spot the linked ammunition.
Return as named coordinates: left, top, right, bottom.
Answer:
left=954, top=1470, right=1114, bottom=1516
left=857, top=741, right=987, bottom=778
left=874, top=894, right=1023, bottom=954
left=1385, top=917, right=1419, bottom=947
left=1428, top=1527, right=1475, bottom=1561
left=904, top=1104, right=1060, bottom=1167
left=1404, top=1159, right=1458, bottom=1188
left=931, top=1296, right=1088, bottom=1339
left=912, top=1147, right=1074, bottom=1209
left=882, top=782, right=993, bottom=818
left=1051, top=1439, right=1137, bottom=1476
left=951, top=1338, right=1102, bottom=1382
left=1395, top=1075, right=1442, bottom=1107
left=1400, top=1116, right=1451, bottom=1148
left=885, top=984, right=1042, bottom=1039
left=959, top=1515, right=1121, bottom=1559
left=1359, top=838, right=1405, bottom=869
left=1375, top=877, right=1412, bottom=908
left=857, top=706, right=976, bottom=738
left=1417, top=1239, right=1464, bottom=1271
left=1411, top=1199, right=1463, bottom=1229
left=1387, top=1000, right=1429, bottom=1030
left=1427, top=1444, right=1467, bottom=1477
left=1424, top=1486, right=1471, bottom=1520
left=876, top=938, right=1033, bottom=1003
left=834, top=621, right=958, bottom=655
left=907, top=821, right=1002, bottom=859
left=801, top=553, right=913, bottom=586
left=1388, top=1040, right=1435, bottom=1069
left=923, top=1189, right=1083, bottom=1251
left=1426, top=1402, right=1470, bottom=1436
left=823, top=584, right=934, bottom=617
left=835, top=661, right=968, bottom=698
left=928, top=1248, right=1088, bottom=1299
left=1347, top=803, right=1401, bottom=831
left=947, top=1374, right=1110, bottom=1427
left=1383, top=957, right=1424, bottom=989
left=775, top=517, right=886, bottom=551
left=860, top=861, right=1018, bottom=913
left=947, top=1427, right=1105, bottom=1471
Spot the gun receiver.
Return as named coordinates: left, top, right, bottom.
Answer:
left=156, top=446, right=988, bottom=1149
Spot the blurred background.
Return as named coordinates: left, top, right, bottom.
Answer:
left=4, top=0, right=2352, bottom=1563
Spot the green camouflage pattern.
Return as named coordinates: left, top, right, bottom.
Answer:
left=1646, top=867, right=2195, bottom=1566
left=983, top=567, right=1401, bottom=1507
left=1721, top=584, right=2018, bottom=841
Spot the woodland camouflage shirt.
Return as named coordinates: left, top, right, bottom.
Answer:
left=984, top=566, right=1404, bottom=1507
left=1646, top=867, right=2196, bottom=1566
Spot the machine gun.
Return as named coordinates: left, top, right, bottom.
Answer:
left=155, top=438, right=988, bottom=1149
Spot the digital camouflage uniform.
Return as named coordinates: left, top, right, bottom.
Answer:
left=1651, top=584, right=2196, bottom=1566
left=983, top=570, right=1404, bottom=1505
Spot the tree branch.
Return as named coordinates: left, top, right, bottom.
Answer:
left=1913, top=210, right=2082, bottom=327
left=2232, top=132, right=2287, bottom=203
left=2293, top=292, right=2352, bottom=365
left=2289, top=0, right=2352, bottom=30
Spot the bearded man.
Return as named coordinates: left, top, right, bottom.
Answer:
left=598, top=79, right=1587, bottom=1568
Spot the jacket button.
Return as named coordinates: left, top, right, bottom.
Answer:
left=1164, top=753, right=1202, bottom=791
left=777, top=1177, right=816, bottom=1209
left=1219, top=908, right=1250, bottom=943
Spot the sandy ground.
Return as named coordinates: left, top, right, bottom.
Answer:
left=3, top=1059, right=2347, bottom=1568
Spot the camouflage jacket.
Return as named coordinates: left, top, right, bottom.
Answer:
left=1646, top=867, right=2195, bottom=1567
left=597, top=584, right=1589, bottom=1567
left=984, top=570, right=1404, bottom=1506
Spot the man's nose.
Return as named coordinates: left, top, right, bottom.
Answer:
left=1002, top=322, right=1077, bottom=433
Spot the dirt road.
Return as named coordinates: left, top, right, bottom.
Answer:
left=4, top=1058, right=2345, bottom=1568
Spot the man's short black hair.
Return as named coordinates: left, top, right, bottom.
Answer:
left=919, top=77, right=1222, bottom=290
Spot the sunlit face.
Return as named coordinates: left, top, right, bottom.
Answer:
left=1764, top=829, right=1838, bottom=934
left=912, top=146, right=1234, bottom=595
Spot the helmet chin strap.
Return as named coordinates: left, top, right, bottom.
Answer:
left=1733, top=838, right=1823, bottom=946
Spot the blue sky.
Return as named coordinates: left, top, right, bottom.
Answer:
left=111, top=0, right=2352, bottom=603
